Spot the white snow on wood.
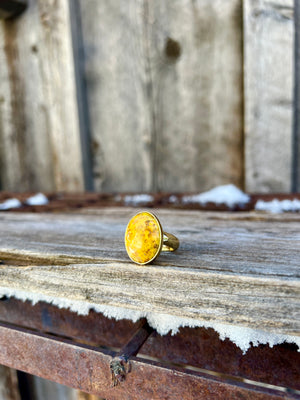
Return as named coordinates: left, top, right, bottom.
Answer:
left=168, top=195, right=178, bottom=204
left=0, top=287, right=298, bottom=354
left=25, top=193, right=49, bottom=206
left=182, top=184, right=250, bottom=208
left=123, top=194, right=154, bottom=206
left=0, top=198, right=22, bottom=210
left=255, top=199, right=300, bottom=213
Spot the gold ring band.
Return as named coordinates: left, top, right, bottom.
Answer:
left=125, top=211, right=179, bottom=265
left=162, top=232, right=179, bottom=252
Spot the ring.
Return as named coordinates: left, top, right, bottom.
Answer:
left=124, top=211, right=179, bottom=265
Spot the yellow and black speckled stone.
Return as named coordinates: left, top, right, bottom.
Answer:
left=125, top=211, right=162, bottom=265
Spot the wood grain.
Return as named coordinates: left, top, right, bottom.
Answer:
left=0, top=0, right=84, bottom=192
left=0, top=0, right=295, bottom=194
left=0, top=209, right=299, bottom=336
left=148, top=0, right=244, bottom=191
left=79, top=0, right=243, bottom=192
left=293, top=0, right=300, bottom=191
left=244, top=0, right=294, bottom=193
left=79, top=0, right=153, bottom=192
left=0, top=209, right=299, bottom=278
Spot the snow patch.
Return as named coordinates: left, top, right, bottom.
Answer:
left=0, top=287, right=298, bottom=354
left=168, top=195, right=178, bottom=204
left=255, top=199, right=300, bottom=213
left=0, top=193, right=48, bottom=210
left=182, top=184, right=250, bottom=209
left=0, top=198, right=22, bottom=210
left=123, top=194, right=154, bottom=206
left=25, top=193, right=49, bottom=206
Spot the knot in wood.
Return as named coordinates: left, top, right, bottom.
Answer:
left=165, top=37, right=181, bottom=61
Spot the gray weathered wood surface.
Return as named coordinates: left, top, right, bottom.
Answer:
left=0, top=0, right=84, bottom=192
left=79, top=0, right=243, bottom=192
left=293, top=0, right=300, bottom=192
left=244, top=0, right=294, bottom=193
left=0, top=366, right=20, bottom=400
left=0, top=208, right=299, bottom=336
left=0, top=0, right=296, bottom=194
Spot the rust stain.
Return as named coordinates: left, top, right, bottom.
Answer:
left=1, top=298, right=299, bottom=391
left=0, top=322, right=290, bottom=400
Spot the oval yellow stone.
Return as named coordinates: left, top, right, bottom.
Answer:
left=125, top=211, right=162, bottom=265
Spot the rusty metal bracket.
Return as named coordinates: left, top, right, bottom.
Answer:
left=0, top=321, right=298, bottom=399
left=110, top=318, right=154, bottom=386
left=0, top=298, right=299, bottom=390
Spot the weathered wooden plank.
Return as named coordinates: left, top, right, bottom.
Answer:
left=244, top=0, right=294, bottom=193
left=68, top=0, right=94, bottom=192
left=0, top=209, right=299, bottom=337
left=79, top=0, right=243, bottom=192
left=293, top=0, right=300, bottom=191
left=0, top=261, right=299, bottom=336
left=0, top=0, right=84, bottom=192
left=1, top=259, right=299, bottom=336
left=0, top=365, right=21, bottom=400
left=79, top=0, right=153, bottom=192
left=0, top=209, right=299, bottom=278
left=148, top=0, right=244, bottom=191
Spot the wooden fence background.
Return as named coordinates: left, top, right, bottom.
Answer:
left=0, top=0, right=298, bottom=194
left=0, top=1, right=298, bottom=399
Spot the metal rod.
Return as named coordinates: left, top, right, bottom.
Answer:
left=110, top=318, right=154, bottom=386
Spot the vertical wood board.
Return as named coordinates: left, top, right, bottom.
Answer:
left=79, top=0, right=153, bottom=192
left=79, top=0, right=244, bottom=192
left=244, top=0, right=294, bottom=193
left=0, top=0, right=84, bottom=192
left=148, top=0, right=244, bottom=191
left=293, top=0, right=300, bottom=191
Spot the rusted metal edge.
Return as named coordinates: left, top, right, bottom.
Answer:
left=0, top=322, right=297, bottom=400
left=0, top=298, right=299, bottom=390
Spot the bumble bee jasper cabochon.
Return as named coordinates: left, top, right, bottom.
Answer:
left=125, top=211, right=162, bottom=265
